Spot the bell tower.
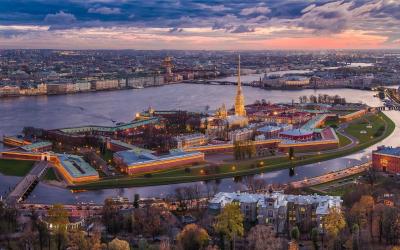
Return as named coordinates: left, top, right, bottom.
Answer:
left=234, top=55, right=246, bottom=117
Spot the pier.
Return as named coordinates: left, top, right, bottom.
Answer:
left=6, top=161, right=50, bottom=205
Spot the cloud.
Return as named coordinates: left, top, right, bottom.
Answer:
left=1, top=0, right=400, bottom=49
left=240, top=6, right=270, bottom=16
left=44, top=11, right=76, bottom=24
left=88, top=7, right=121, bottom=15
left=297, top=1, right=353, bottom=34
left=168, top=27, right=183, bottom=33
left=196, top=4, right=231, bottom=12
left=230, top=25, right=255, bottom=33
left=301, top=4, right=316, bottom=13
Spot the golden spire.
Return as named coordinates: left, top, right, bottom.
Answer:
left=234, top=54, right=246, bottom=117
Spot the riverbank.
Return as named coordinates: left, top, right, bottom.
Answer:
left=72, top=111, right=394, bottom=190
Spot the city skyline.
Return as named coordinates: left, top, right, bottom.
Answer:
left=1, top=0, right=400, bottom=50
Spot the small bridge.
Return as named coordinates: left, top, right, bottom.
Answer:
left=6, top=161, right=50, bottom=205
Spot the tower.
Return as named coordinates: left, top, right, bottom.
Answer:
left=234, top=55, right=246, bottom=117
left=162, top=56, right=173, bottom=76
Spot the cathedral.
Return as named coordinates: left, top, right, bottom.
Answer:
left=226, top=54, right=249, bottom=128
left=208, top=55, right=248, bottom=139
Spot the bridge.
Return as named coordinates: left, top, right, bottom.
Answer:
left=6, top=161, right=50, bottom=206
left=290, top=161, right=370, bottom=188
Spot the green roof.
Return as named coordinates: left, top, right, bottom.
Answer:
left=57, top=154, right=99, bottom=178
left=59, top=117, right=159, bottom=134
left=21, top=141, right=52, bottom=151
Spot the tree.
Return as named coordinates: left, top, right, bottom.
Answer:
left=349, top=195, right=374, bottom=239
left=102, top=199, right=123, bottom=235
left=159, top=239, right=172, bottom=250
left=382, top=207, right=400, bottom=245
left=291, top=226, right=300, bottom=241
left=48, top=203, right=69, bottom=250
left=177, top=224, right=210, bottom=250
left=311, top=227, right=319, bottom=250
left=133, top=206, right=173, bottom=239
left=108, top=238, right=130, bottom=250
left=352, top=224, right=360, bottom=250
left=365, top=166, right=377, bottom=188
left=289, top=147, right=295, bottom=160
left=133, top=193, right=140, bottom=208
left=69, top=230, right=91, bottom=250
left=247, top=225, right=283, bottom=250
left=214, top=203, right=244, bottom=249
left=323, top=209, right=346, bottom=238
left=33, top=218, right=50, bottom=250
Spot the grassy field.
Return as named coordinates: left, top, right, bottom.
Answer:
left=73, top=112, right=395, bottom=190
left=337, top=132, right=352, bottom=147
left=43, top=167, right=59, bottom=181
left=101, top=149, right=114, bottom=163
left=0, top=159, right=34, bottom=176
left=345, top=114, right=386, bottom=143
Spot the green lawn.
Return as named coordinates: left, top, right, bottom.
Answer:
left=0, top=159, right=34, bottom=176
left=101, top=149, right=114, bottom=163
left=337, top=132, right=352, bottom=147
left=73, top=112, right=395, bottom=190
left=43, top=167, right=59, bottom=181
left=345, top=114, right=386, bottom=143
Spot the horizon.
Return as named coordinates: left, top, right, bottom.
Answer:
left=1, top=0, right=400, bottom=50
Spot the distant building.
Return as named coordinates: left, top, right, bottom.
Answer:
left=127, top=75, right=164, bottom=88
left=74, top=81, right=91, bottom=92
left=92, top=79, right=119, bottom=90
left=0, top=85, right=20, bottom=97
left=47, top=83, right=68, bottom=94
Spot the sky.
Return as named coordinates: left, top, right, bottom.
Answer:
left=0, top=0, right=400, bottom=50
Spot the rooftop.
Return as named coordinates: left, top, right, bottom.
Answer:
left=59, top=117, right=159, bottom=134
left=209, top=192, right=342, bottom=215
left=280, top=129, right=314, bottom=137
left=57, top=154, right=99, bottom=178
left=115, top=149, right=204, bottom=166
left=20, top=141, right=52, bottom=151
left=374, top=146, right=400, bottom=157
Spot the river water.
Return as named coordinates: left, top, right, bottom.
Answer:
left=0, top=84, right=398, bottom=204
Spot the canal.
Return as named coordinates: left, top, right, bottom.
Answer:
left=0, top=84, right=398, bottom=204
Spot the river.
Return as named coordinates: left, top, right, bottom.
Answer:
left=0, top=83, right=398, bottom=204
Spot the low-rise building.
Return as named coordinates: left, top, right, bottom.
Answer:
left=74, top=81, right=91, bottom=92
left=256, top=124, right=293, bottom=139
left=174, top=133, right=207, bottom=149
left=209, top=191, right=342, bottom=234
left=20, top=141, right=52, bottom=152
left=53, top=154, right=99, bottom=184
left=92, top=79, right=119, bottom=90
left=228, top=128, right=254, bottom=142
left=0, top=85, right=20, bottom=96
left=373, top=146, right=400, bottom=173
left=114, top=149, right=204, bottom=175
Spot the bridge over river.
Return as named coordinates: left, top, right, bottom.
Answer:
left=6, top=161, right=50, bottom=205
